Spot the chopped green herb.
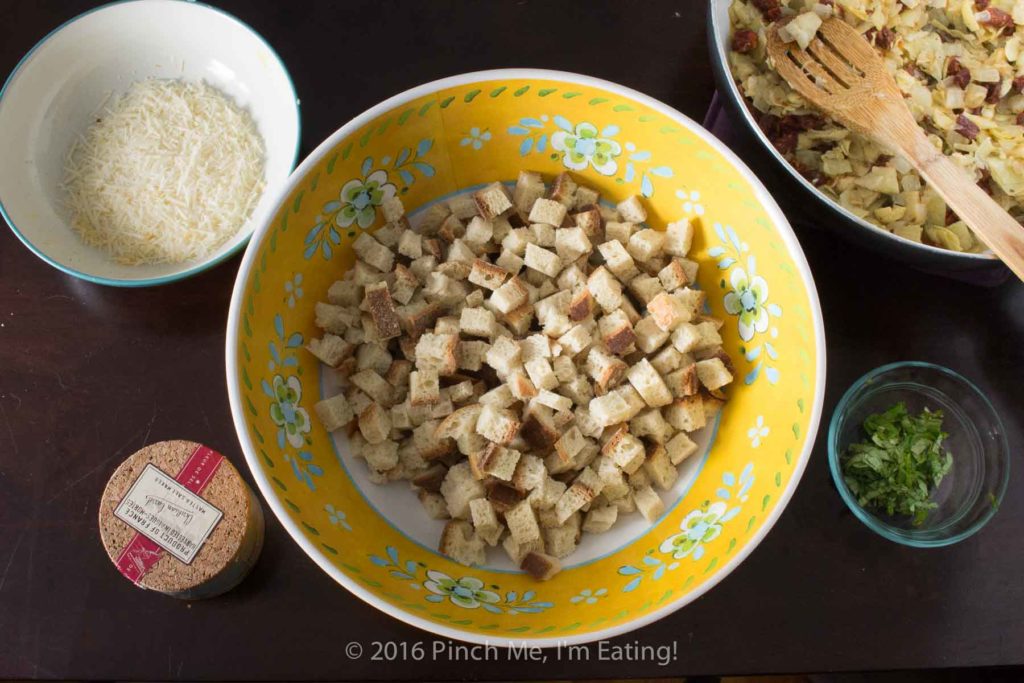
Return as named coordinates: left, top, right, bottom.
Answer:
left=841, top=402, right=953, bottom=526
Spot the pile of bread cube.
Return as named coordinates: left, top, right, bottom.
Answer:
left=307, top=170, right=735, bottom=580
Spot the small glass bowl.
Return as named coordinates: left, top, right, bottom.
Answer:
left=828, top=362, right=1009, bottom=547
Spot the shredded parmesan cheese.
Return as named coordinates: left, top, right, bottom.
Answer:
left=63, top=80, right=266, bottom=265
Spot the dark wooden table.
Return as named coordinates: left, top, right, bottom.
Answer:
left=1, top=1, right=1021, bottom=679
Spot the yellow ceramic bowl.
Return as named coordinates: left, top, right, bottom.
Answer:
left=226, top=69, right=826, bottom=645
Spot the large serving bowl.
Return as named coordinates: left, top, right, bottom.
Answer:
left=0, top=0, right=299, bottom=286
left=226, top=69, right=826, bottom=644
left=707, top=0, right=1003, bottom=277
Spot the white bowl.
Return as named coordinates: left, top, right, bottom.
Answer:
left=0, top=0, right=300, bottom=286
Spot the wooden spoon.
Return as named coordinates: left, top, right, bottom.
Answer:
left=766, top=17, right=1024, bottom=280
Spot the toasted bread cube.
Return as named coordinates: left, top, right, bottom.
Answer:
left=560, top=373, right=594, bottom=406
left=631, top=317, right=668, bottom=356
left=469, top=498, right=503, bottom=546
left=362, top=282, right=401, bottom=340
left=665, top=363, right=700, bottom=398
left=440, top=462, right=486, bottom=519
left=543, top=521, right=580, bottom=559
left=535, top=389, right=572, bottom=413
left=574, top=185, right=600, bottom=208
left=550, top=171, right=578, bottom=208
left=627, top=229, right=665, bottom=262
left=554, top=227, right=593, bottom=263
left=439, top=519, right=485, bottom=566
left=521, top=551, right=562, bottom=580
left=503, top=303, right=535, bottom=336
left=588, top=392, right=632, bottom=428
left=573, top=206, right=604, bottom=242
left=658, top=258, right=692, bottom=291
left=616, top=195, right=647, bottom=223
left=602, top=427, right=646, bottom=473
left=586, top=346, right=628, bottom=392
left=671, top=322, right=702, bottom=353
left=514, top=170, right=546, bottom=215
left=613, top=492, right=638, bottom=514
left=389, top=265, right=418, bottom=305
left=530, top=222, right=556, bottom=247
left=694, top=321, right=723, bottom=351
left=485, top=336, right=521, bottom=375
left=481, top=444, right=522, bottom=482
left=648, top=292, right=693, bottom=332
left=378, top=195, right=403, bottom=223
left=520, top=407, right=560, bottom=451
left=630, top=407, right=673, bottom=444
left=506, top=499, right=542, bottom=545
left=459, top=307, right=497, bottom=338
left=408, top=255, right=438, bottom=282
left=552, top=355, right=577, bottom=383
left=471, top=182, right=511, bottom=219
left=615, top=384, right=647, bottom=421
left=314, top=394, right=355, bottom=431
left=696, top=358, right=733, bottom=391
left=512, top=453, right=548, bottom=492
left=480, top=384, right=516, bottom=408
left=409, top=368, right=440, bottom=406
left=397, top=229, right=423, bottom=259
left=347, top=388, right=373, bottom=416
left=557, top=324, right=593, bottom=357
left=520, top=333, right=551, bottom=361
left=598, top=240, right=640, bottom=282
left=502, top=227, right=533, bottom=256
left=524, top=243, right=562, bottom=278
left=626, top=358, right=673, bottom=408
left=665, top=395, right=707, bottom=432
left=446, top=238, right=477, bottom=264
left=307, top=334, right=353, bottom=368
left=423, top=272, right=468, bottom=307
left=666, top=431, right=698, bottom=465
left=391, top=402, right=412, bottom=429
left=583, top=505, right=618, bottom=533
left=415, top=332, right=459, bottom=375
left=627, top=275, right=665, bottom=306
left=455, top=340, right=488, bottom=372
left=362, top=440, right=400, bottom=472
left=315, top=302, right=360, bottom=335
left=574, top=406, right=604, bottom=439
left=598, top=310, right=635, bottom=356
left=476, top=404, right=520, bottom=444
left=507, top=369, right=538, bottom=400
left=633, top=485, right=664, bottom=522
left=358, top=402, right=392, bottom=445
left=468, top=259, right=509, bottom=291
left=524, top=357, right=558, bottom=391
left=351, top=369, right=394, bottom=405
left=352, top=261, right=384, bottom=287
left=327, top=280, right=361, bottom=307
left=490, top=276, right=530, bottom=314
left=419, top=490, right=450, bottom=519
left=433, top=403, right=483, bottom=445
left=385, top=357, right=413, bottom=387
left=557, top=262, right=587, bottom=291
left=587, top=266, right=622, bottom=312
left=553, top=425, right=587, bottom=463
left=464, top=215, right=494, bottom=245
left=443, top=195, right=475, bottom=221
left=555, top=467, right=604, bottom=524
left=650, top=347, right=685, bottom=376
left=665, top=219, right=695, bottom=257
left=352, top=233, right=394, bottom=273
left=568, top=288, right=596, bottom=322
left=596, top=455, right=630, bottom=499
left=643, top=444, right=678, bottom=491
left=529, top=197, right=568, bottom=227
left=605, top=221, right=639, bottom=246
left=503, top=534, right=544, bottom=566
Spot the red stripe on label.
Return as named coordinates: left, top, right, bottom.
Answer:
left=114, top=444, right=225, bottom=584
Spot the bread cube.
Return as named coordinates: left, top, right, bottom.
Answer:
left=643, top=444, right=678, bottom=491
left=307, top=334, right=353, bottom=368
left=625, top=358, right=673, bottom=408
left=598, top=309, right=635, bottom=356
left=315, top=302, right=360, bottom=335
left=666, top=431, right=698, bottom=465
left=602, top=427, right=646, bottom=473
left=485, top=336, right=521, bottom=375
left=605, top=221, right=639, bottom=245
left=358, top=403, right=392, bottom=445
left=513, top=170, right=546, bottom=215
left=476, top=404, right=521, bottom=444
left=555, top=467, right=604, bottom=524
left=658, top=258, right=692, bottom=291
left=588, top=392, right=632, bottom=428
left=586, top=266, right=622, bottom=312
left=473, top=181, right=513, bottom=219
left=630, top=407, right=673, bottom=444
left=327, top=280, right=361, bottom=307
left=353, top=233, right=395, bottom=273
left=506, top=499, right=542, bottom=545
left=520, top=551, right=562, bottom=581
left=557, top=324, right=593, bottom=357
left=583, top=505, right=618, bottom=533
left=627, top=229, right=665, bottom=262
left=439, top=462, right=486, bottom=520
left=459, top=307, right=497, bottom=338
left=524, top=357, right=558, bottom=391
left=665, top=363, right=700, bottom=398
left=408, top=368, right=441, bottom=406
left=524, top=243, right=562, bottom=278
left=495, top=248, right=525, bottom=275
left=535, top=389, right=572, bottom=412
left=490, top=276, right=530, bottom=314
left=512, top=453, right=548, bottom=492
left=573, top=207, right=604, bottom=242
left=550, top=171, right=578, bottom=208
left=633, top=484, right=664, bottom=522
left=520, top=407, right=560, bottom=451
left=586, top=346, right=628, bottom=392
left=694, top=321, right=724, bottom=351
left=479, top=384, right=515, bottom=408
left=530, top=222, right=556, bottom=247
left=543, top=522, right=580, bottom=559
left=665, top=219, right=695, bottom=256
left=554, top=227, right=592, bottom=263
left=529, top=197, right=568, bottom=226
left=616, top=195, right=647, bottom=223
left=439, top=519, right=485, bottom=566
left=597, top=240, right=640, bottom=282
left=664, top=395, right=707, bottom=432
left=670, top=322, right=702, bottom=353
left=314, top=394, right=355, bottom=431
left=419, top=490, right=450, bottom=520
left=574, top=406, right=604, bottom=439
left=397, top=230, right=423, bottom=259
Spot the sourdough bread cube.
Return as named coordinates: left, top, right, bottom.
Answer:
left=658, top=258, right=692, bottom=291
left=503, top=534, right=545, bottom=566
left=474, top=182, right=513, bottom=219
left=314, top=394, right=355, bottom=431
left=479, top=384, right=516, bottom=408
left=352, top=233, right=394, bottom=273
left=512, top=453, right=548, bottom=492
left=597, top=240, right=640, bottom=282
left=558, top=324, right=593, bottom=357
left=550, top=171, right=578, bottom=208
left=460, top=307, right=497, bottom=338
left=351, top=369, right=394, bottom=405
left=439, top=519, right=486, bottom=566
left=630, top=407, right=673, bottom=444
left=554, top=227, right=593, bottom=263
left=529, top=222, right=556, bottom=247
left=626, top=358, right=673, bottom=408
left=495, top=249, right=525, bottom=275
left=524, top=243, right=562, bottom=278
left=632, top=484, right=663, bottom=522
left=419, top=490, right=450, bottom=519
left=315, top=302, right=360, bottom=335
left=670, top=322, right=702, bottom=353
left=643, top=444, right=678, bottom=491
left=696, top=358, right=733, bottom=391
left=665, top=363, right=699, bottom=398
left=555, top=467, right=604, bottom=524
left=409, top=368, right=440, bottom=406
left=664, top=395, right=707, bottom=432
left=648, top=291, right=694, bottom=332
left=588, top=392, right=632, bottom=428
left=506, top=499, right=542, bottom=545
left=616, top=195, right=647, bottom=223
left=627, top=275, right=665, bottom=306
left=666, top=431, right=698, bottom=465
left=307, top=334, right=353, bottom=368
left=583, top=505, right=618, bottom=533
left=665, top=219, right=695, bottom=256
left=524, top=357, right=558, bottom=391
left=598, top=310, right=636, bottom=356
left=507, top=369, right=539, bottom=400
left=415, top=332, right=459, bottom=375
left=440, top=462, right=486, bottom=519
left=602, top=427, right=646, bottom=473
left=521, top=551, right=562, bottom=581
left=469, top=498, right=504, bottom=546
left=627, top=229, right=665, bottom=262
left=476, top=404, right=521, bottom=445
left=358, top=403, right=392, bottom=444
left=605, top=221, right=639, bottom=246
left=535, top=389, right=572, bottom=412
left=327, top=280, right=361, bottom=307
left=398, top=230, right=423, bottom=259
left=586, top=266, right=623, bottom=312
left=514, top=170, right=546, bottom=215
left=468, top=259, right=509, bottom=291
left=529, top=197, right=568, bottom=226
left=490, top=276, right=530, bottom=314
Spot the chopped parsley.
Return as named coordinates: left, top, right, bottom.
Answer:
left=841, top=402, right=953, bottom=526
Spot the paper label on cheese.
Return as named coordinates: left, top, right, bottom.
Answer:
left=114, top=463, right=224, bottom=564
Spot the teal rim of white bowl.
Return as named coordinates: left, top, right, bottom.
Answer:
left=827, top=360, right=1010, bottom=547
left=0, top=0, right=301, bottom=288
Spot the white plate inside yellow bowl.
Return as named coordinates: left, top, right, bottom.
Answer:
left=227, top=69, right=826, bottom=645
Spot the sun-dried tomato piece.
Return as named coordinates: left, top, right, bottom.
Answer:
left=1014, top=76, right=1024, bottom=93
left=945, top=207, right=959, bottom=226
left=979, top=7, right=1014, bottom=30
left=975, top=0, right=990, bottom=9
left=946, top=57, right=972, bottom=89
left=978, top=169, right=994, bottom=196
left=752, top=0, right=782, bottom=22
left=1016, top=111, right=1024, bottom=126
left=732, top=29, right=759, bottom=54
left=779, top=113, right=825, bottom=132
left=985, top=80, right=1002, bottom=104
left=955, top=114, right=980, bottom=140
left=772, top=130, right=799, bottom=155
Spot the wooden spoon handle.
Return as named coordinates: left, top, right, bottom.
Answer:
left=902, top=131, right=1024, bottom=280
